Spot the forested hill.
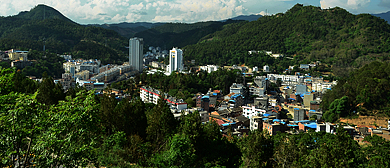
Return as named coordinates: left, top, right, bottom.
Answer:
left=0, top=4, right=128, bottom=64
left=184, top=4, right=390, bottom=75
left=88, top=22, right=166, bottom=39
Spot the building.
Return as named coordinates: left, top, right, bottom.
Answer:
left=63, top=62, right=76, bottom=77
left=296, top=85, right=307, bottom=95
left=8, top=49, right=28, bottom=61
left=250, top=116, right=263, bottom=131
left=263, top=65, right=270, bottom=72
left=140, top=86, right=187, bottom=112
left=74, top=70, right=90, bottom=80
left=129, top=37, right=144, bottom=73
left=230, top=83, right=245, bottom=94
left=196, top=95, right=210, bottom=112
left=242, top=105, right=266, bottom=119
left=167, top=47, right=183, bottom=74
left=294, top=108, right=305, bottom=121
left=303, top=93, right=314, bottom=108
left=199, top=65, right=219, bottom=73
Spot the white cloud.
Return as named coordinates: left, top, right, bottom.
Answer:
left=320, top=0, right=370, bottom=10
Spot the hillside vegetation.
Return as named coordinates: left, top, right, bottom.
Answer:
left=321, top=61, right=390, bottom=120
left=134, top=20, right=243, bottom=49
left=0, top=4, right=128, bottom=64
left=184, top=4, right=390, bottom=76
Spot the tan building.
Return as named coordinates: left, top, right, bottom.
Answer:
left=8, top=49, right=28, bottom=61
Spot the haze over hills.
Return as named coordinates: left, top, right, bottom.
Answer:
left=87, top=14, right=262, bottom=40
left=371, top=11, right=390, bottom=23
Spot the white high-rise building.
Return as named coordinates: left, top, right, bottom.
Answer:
left=167, top=47, right=183, bottom=74
left=129, top=37, right=144, bottom=73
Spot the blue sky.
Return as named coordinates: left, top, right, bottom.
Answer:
left=0, top=0, right=389, bottom=24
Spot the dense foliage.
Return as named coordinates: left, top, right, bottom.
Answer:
left=322, top=61, right=390, bottom=120
left=183, top=4, right=390, bottom=76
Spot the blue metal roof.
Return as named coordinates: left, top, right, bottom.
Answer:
left=263, top=113, right=271, bottom=117
left=222, top=122, right=236, bottom=126
left=294, top=108, right=300, bottom=110
left=202, top=95, right=210, bottom=99
left=213, top=93, right=218, bottom=96
left=305, top=123, right=317, bottom=129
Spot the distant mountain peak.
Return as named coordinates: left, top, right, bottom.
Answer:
left=15, top=4, right=75, bottom=23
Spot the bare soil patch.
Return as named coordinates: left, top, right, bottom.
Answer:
left=340, top=116, right=389, bottom=128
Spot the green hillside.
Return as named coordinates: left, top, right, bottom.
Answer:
left=0, top=4, right=128, bottom=64
left=183, top=4, right=390, bottom=76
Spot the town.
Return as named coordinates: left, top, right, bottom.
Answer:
left=2, top=37, right=389, bottom=144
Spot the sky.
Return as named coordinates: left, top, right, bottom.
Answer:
left=0, top=0, right=389, bottom=24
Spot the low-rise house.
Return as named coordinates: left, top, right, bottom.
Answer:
left=242, top=105, right=266, bottom=119
left=250, top=116, right=263, bottom=131
left=316, top=122, right=336, bottom=133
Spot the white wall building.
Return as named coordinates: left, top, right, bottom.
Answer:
left=167, top=47, right=183, bottom=74
left=263, top=65, right=270, bottom=72
left=200, top=65, right=220, bottom=73
left=129, top=37, right=144, bottom=73
left=242, top=105, right=266, bottom=119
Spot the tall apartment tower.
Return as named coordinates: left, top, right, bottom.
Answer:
left=129, top=37, right=144, bottom=72
left=167, top=47, right=183, bottom=74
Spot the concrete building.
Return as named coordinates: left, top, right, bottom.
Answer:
left=199, top=65, right=219, bottom=73
left=8, top=49, right=28, bottom=61
left=230, top=83, right=245, bottom=94
left=74, top=70, right=90, bottom=80
left=303, top=93, right=314, bottom=108
left=167, top=47, right=183, bottom=74
left=242, top=105, right=266, bottom=119
left=263, top=65, right=270, bottom=72
left=129, top=37, right=144, bottom=73
left=140, top=86, right=187, bottom=112
left=294, top=108, right=305, bottom=121
left=63, top=62, right=76, bottom=77
left=250, top=116, right=263, bottom=131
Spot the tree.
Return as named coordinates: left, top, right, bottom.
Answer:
left=36, top=72, right=65, bottom=105
left=239, top=129, right=274, bottom=167
left=146, top=97, right=177, bottom=149
left=323, top=96, right=349, bottom=122
left=0, top=92, right=42, bottom=167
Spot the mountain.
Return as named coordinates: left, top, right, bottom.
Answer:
left=223, top=14, right=262, bottom=21
left=134, top=20, right=244, bottom=49
left=183, top=4, right=390, bottom=76
left=87, top=22, right=166, bottom=39
left=0, top=4, right=128, bottom=64
left=372, top=11, right=390, bottom=23
left=15, top=4, right=75, bottom=23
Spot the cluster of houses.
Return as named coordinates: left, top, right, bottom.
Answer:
left=139, top=65, right=390, bottom=141
left=60, top=56, right=139, bottom=92
left=0, top=49, right=32, bottom=68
